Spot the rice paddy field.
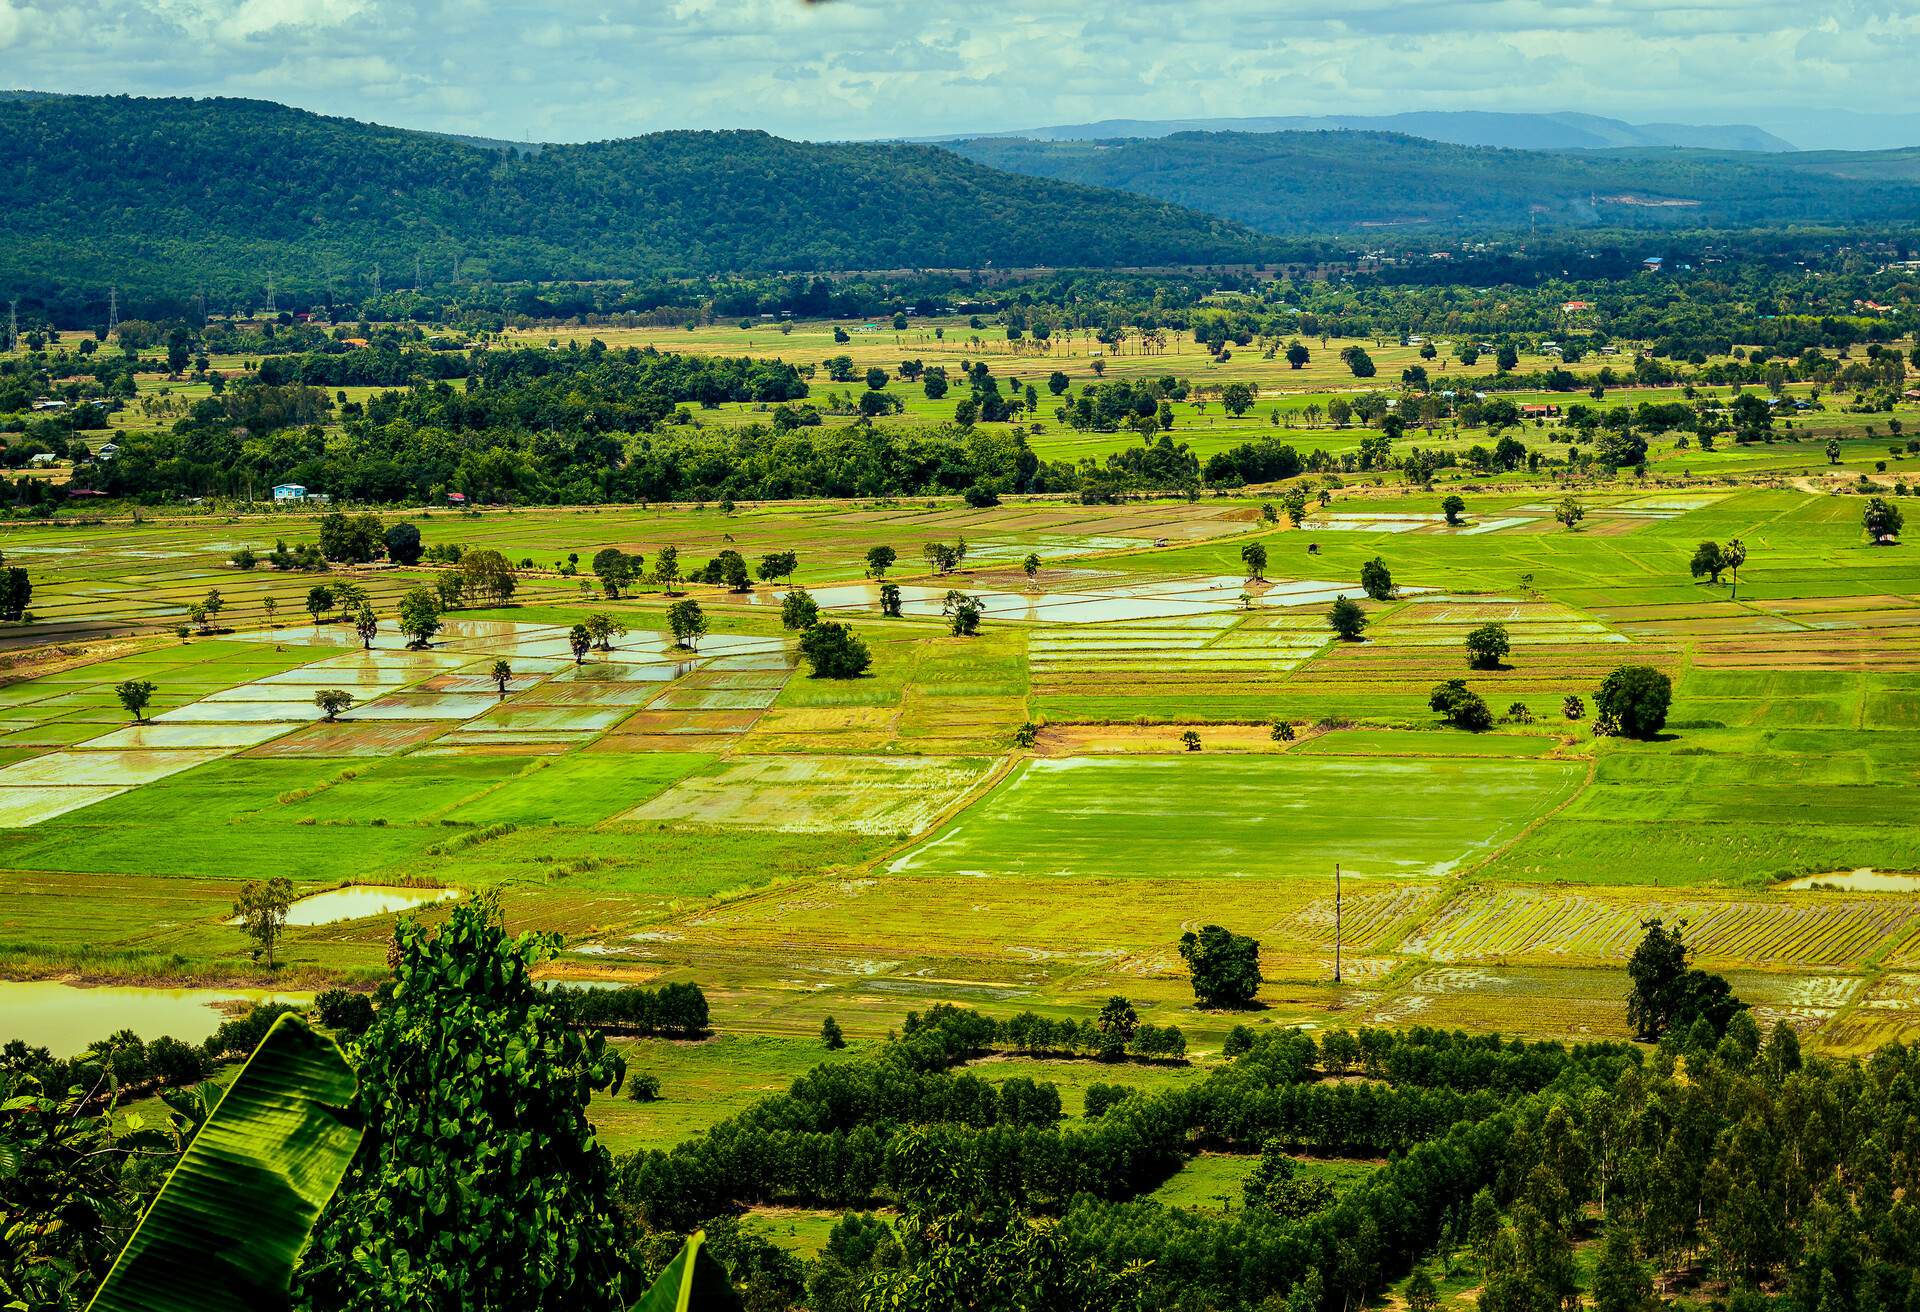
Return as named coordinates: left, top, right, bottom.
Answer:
left=2, top=468, right=1920, bottom=1079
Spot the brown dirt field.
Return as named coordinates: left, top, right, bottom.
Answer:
left=1033, top=722, right=1313, bottom=755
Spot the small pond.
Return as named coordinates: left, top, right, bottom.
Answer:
left=0, top=980, right=311, bottom=1056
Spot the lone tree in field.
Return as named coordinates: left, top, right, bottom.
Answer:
left=1723, top=538, right=1748, bottom=599
left=1241, top=541, right=1268, bottom=582
left=1178, top=924, right=1263, bottom=1008
left=1595, top=665, right=1673, bottom=740
left=1563, top=695, right=1586, bottom=721
left=821, top=1016, right=846, bottom=1050
left=313, top=689, right=354, bottom=722
left=1182, top=730, right=1201, bottom=751
left=306, top=584, right=335, bottom=625
left=1328, top=595, right=1368, bottom=641
left=1360, top=557, right=1393, bottom=601
left=758, top=551, right=799, bottom=585
left=865, top=545, right=897, bottom=579
left=1221, top=382, right=1255, bottom=417
left=1626, top=917, right=1747, bottom=1041
left=232, top=876, right=295, bottom=970
left=385, top=521, right=423, bottom=566
left=1826, top=438, right=1842, bottom=465
left=1430, top=679, right=1493, bottom=732
left=1441, top=495, right=1466, bottom=526
left=1864, top=496, right=1905, bottom=544
left=879, top=583, right=902, bottom=618
left=1286, top=341, right=1310, bottom=369
left=781, top=588, right=820, bottom=631
left=115, top=678, right=155, bottom=723
left=354, top=604, right=378, bottom=650
left=799, top=621, right=871, bottom=679
left=667, top=598, right=707, bottom=650
left=1283, top=487, right=1309, bottom=526
left=567, top=624, right=591, bottom=665
left=1465, top=623, right=1510, bottom=670
left=397, top=585, right=442, bottom=649
left=459, top=549, right=517, bottom=607
left=1555, top=497, right=1587, bottom=532
left=490, top=660, right=514, bottom=698
left=1690, top=541, right=1726, bottom=584
left=1023, top=553, right=1041, bottom=585
left=943, top=591, right=984, bottom=637
left=591, top=548, right=641, bottom=599
left=291, top=895, right=631, bottom=1312
left=654, top=545, right=682, bottom=594
left=583, top=612, right=626, bottom=651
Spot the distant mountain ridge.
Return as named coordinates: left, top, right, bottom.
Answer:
left=943, top=129, right=1920, bottom=234
left=938, top=110, right=1796, bottom=153
left=0, top=93, right=1268, bottom=309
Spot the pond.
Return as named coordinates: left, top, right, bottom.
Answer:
left=229, top=884, right=461, bottom=927
left=1784, top=869, right=1920, bottom=892
left=0, top=980, right=311, bottom=1056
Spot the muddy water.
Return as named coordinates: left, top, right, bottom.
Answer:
left=0, top=980, right=311, bottom=1056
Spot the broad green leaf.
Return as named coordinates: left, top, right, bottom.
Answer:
left=632, top=1230, right=744, bottom=1312
left=86, top=1014, right=363, bottom=1312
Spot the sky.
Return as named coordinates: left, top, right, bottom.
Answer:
left=3, top=0, right=1919, bottom=149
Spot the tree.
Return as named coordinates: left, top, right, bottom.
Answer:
left=233, top=876, right=295, bottom=969
left=654, top=545, right=681, bottom=594
left=116, top=678, right=155, bottom=722
left=1722, top=538, right=1747, bottom=599
left=568, top=624, right=591, bottom=665
left=943, top=591, right=983, bottom=636
left=1241, top=541, right=1268, bottom=582
left=263, top=596, right=279, bottom=628
left=1465, top=623, right=1510, bottom=670
left=758, top=551, right=799, bottom=585
left=1286, top=341, right=1310, bottom=369
left=879, top=583, right=902, bottom=618
left=1407, top=1268, right=1440, bottom=1312
left=1563, top=695, right=1585, bottom=720
left=1178, top=925, right=1262, bottom=1007
left=1863, top=496, right=1904, bottom=544
left=1555, top=498, right=1586, bottom=531
left=781, top=588, right=820, bottom=631
left=821, top=1016, right=846, bottom=1050
left=306, top=585, right=335, bottom=625
left=1626, top=917, right=1746, bottom=1041
left=459, top=550, right=516, bottom=606
left=865, top=545, right=897, bottom=578
left=1022, top=553, right=1041, bottom=584
left=490, top=660, right=513, bottom=698
left=583, top=612, right=626, bottom=652
left=1496, top=343, right=1520, bottom=372
left=1340, top=345, right=1376, bottom=378
left=1595, top=665, right=1673, bottom=740
left=1591, top=1226, right=1656, bottom=1312
left=1244, top=1142, right=1336, bottom=1218
left=434, top=574, right=464, bottom=612
left=318, top=512, right=385, bottom=564
left=1690, top=541, right=1727, bottom=584
left=1360, top=557, right=1393, bottom=601
left=353, top=605, right=378, bottom=650
left=1430, top=679, right=1493, bottom=731
left=1283, top=487, right=1308, bottom=526
left=397, top=586, right=441, bottom=649
left=1095, top=996, right=1138, bottom=1048
left=313, top=688, right=354, bottom=722
left=292, top=896, right=632, bottom=1312
left=1221, top=383, right=1255, bottom=417
left=798, top=621, right=871, bottom=678
left=384, top=522, right=423, bottom=566
left=1825, top=438, right=1842, bottom=465
left=1328, top=596, right=1368, bottom=640
left=1441, top=495, right=1466, bottom=526
left=592, top=548, right=640, bottom=599
left=667, top=599, right=707, bottom=650
left=1181, top=729, right=1201, bottom=751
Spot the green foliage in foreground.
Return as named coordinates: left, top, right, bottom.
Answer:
left=87, top=1016, right=362, bottom=1312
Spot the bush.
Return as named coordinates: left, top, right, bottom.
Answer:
left=1084, top=1083, right=1131, bottom=1119
left=315, top=987, right=376, bottom=1037
left=1465, top=623, right=1510, bottom=669
left=627, top=1073, right=662, bottom=1103
left=1429, top=679, right=1493, bottom=732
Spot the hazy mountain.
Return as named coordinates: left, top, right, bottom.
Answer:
left=944, top=111, right=1797, bottom=153
left=944, top=130, right=1920, bottom=234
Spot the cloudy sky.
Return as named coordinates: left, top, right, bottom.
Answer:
left=3, top=0, right=1918, bottom=148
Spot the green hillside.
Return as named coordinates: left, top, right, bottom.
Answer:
left=0, top=94, right=1268, bottom=305
left=945, top=129, right=1920, bottom=233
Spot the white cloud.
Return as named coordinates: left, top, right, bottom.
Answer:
left=0, top=0, right=1916, bottom=145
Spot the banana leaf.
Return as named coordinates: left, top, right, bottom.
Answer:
left=633, top=1230, right=744, bottom=1312
left=87, top=1013, right=364, bottom=1312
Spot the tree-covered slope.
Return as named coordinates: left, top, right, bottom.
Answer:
left=945, top=130, right=1920, bottom=234
left=0, top=94, right=1268, bottom=305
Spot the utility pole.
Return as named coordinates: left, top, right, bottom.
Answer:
left=1333, top=862, right=1342, bottom=984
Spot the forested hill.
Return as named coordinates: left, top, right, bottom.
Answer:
left=944, top=130, right=1920, bottom=234
left=0, top=94, right=1268, bottom=308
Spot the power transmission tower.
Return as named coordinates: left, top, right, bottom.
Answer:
left=372, top=263, right=381, bottom=295
left=265, top=275, right=276, bottom=316
left=107, top=287, right=120, bottom=335
left=449, top=251, right=459, bottom=284
left=5, top=300, right=16, bottom=354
